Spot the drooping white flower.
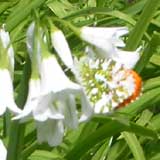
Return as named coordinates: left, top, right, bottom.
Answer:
left=51, top=29, right=74, bottom=69
left=80, top=26, right=128, bottom=57
left=40, top=55, right=92, bottom=123
left=13, top=53, right=92, bottom=146
left=0, top=27, right=21, bottom=116
left=0, top=69, right=21, bottom=115
left=80, top=26, right=140, bottom=69
left=0, top=139, right=7, bottom=160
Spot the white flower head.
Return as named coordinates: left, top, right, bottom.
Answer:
left=0, top=69, right=21, bottom=115
left=0, top=139, right=7, bottom=160
left=51, top=29, right=74, bottom=69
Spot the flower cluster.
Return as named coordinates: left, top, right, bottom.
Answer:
left=13, top=22, right=92, bottom=146
left=0, top=22, right=142, bottom=147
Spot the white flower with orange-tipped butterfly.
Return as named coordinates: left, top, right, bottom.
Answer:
left=57, top=25, right=142, bottom=113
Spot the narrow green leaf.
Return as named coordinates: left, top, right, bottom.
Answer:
left=92, top=115, right=157, bottom=138
left=6, top=0, right=46, bottom=32
left=135, top=32, right=160, bottom=73
left=150, top=54, right=160, bottom=67
left=122, top=132, right=145, bottom=160
left=125, top=0, right=160, bottom=50
left=65, top=121, right=126, bottom=160
left=117, top=87, right=160, bottom=117
left=143, top=76, right=160, bottom=92
left=123, top=0, right=146, bottom=15
left=107, top=140, right=129, bottom=160
left=65, top=115, right=157, bottom=160
left=148, top=114, right=160, bottom=131
left=136, top=110, right=153, bottom=126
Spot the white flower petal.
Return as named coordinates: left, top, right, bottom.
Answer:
left=26, top=22, right=35, bottom=56
left=33, top=93, right=64, bottom=121
left=85, top=45, right=116, bottom=60
left=81, top=26, right=128, bottom=40
left=81, top=26, right=128, bottom=49
left=36, top=119, right=64, bottom=146
left=113, top=49, right=140, bottom=69
left=26, top=22, right=41, bottom=69
left=51, top=30, right=74, bottom=69
left=0, top=26, right=14, bottom=72
left=61, top=95, right=78, bottom=129
left=40, top=56, right=81, bottom=94
left=0, top=139, right=7, bottom=160
left=12, top=79, right=41, bottom=120
left=81, top=26, right=129, bottom=59
left=0, top=69, right=21, bottom=115
left=79, top=91, right=93, bottom=122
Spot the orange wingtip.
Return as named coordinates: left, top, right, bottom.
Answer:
left=116, top=70, right=142, bottom=109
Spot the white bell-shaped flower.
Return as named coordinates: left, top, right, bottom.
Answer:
left=0, top=27, right=21, bottom=116
left=40, top=55, right=92, bottom=123
left=80, top=26, right=140, bottom=69
left=14, top=22, right=94, bottom=146
left=80, top=26, right=128, bottom=58
left=0, top=69, right=21, bottom=115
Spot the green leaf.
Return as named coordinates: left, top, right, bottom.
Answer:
left=150, top=54, right=160, bottom=67
left=117, top=87, right=160, bottom=117
left=91, top=138, right=111, bottom=160
left=47, top=0, right=76, bottom=18
left=65, top=115, right=157, bottom=160
left=122, top=132, right=145, bottom=160
left=65, top=121, right=126, bottom=160
left=143, top=76, right=160, bottom=92
left=135, top=32, right=160, bottom=73
left=125, top=0, right=160, bottom=50
left=29, top=150, right=63, bottom=160
left=107, top=140, right=129, bottom=160
left=6, top=0, right=46, bottom=32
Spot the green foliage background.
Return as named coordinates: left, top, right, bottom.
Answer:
left=0, top=0, right=160, bottom=160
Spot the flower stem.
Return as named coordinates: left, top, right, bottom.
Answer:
left=7, top=57, right=31, bottom=160
left=52, top=17, right=80, bottom=36
left=125, top=0, right=160, bottom=51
